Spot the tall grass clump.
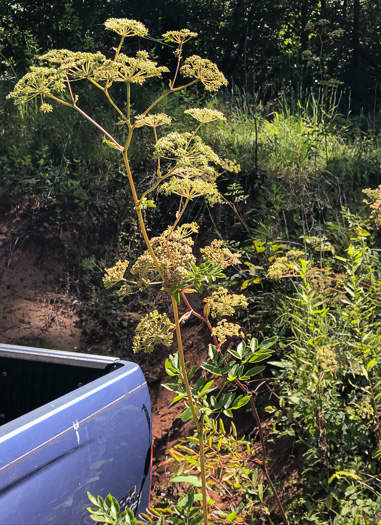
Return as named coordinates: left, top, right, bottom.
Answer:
left=200, top=91, right=381, bottom=237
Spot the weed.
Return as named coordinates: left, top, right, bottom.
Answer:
left=265, top=213, right=381, bottom=521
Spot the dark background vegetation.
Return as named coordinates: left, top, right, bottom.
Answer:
left=1, top=0, right=380, bottom=139
left=2, top=0, right=381, bottom=110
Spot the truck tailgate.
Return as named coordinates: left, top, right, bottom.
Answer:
left=0, top=348, right=151, bottom=525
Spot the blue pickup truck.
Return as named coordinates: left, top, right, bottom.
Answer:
left=0, top=343, right=152, bottom=524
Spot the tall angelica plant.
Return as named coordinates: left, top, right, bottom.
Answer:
left=8, top=18, right=285, bottom=525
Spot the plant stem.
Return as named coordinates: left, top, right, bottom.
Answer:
left=123, top=133, right=208, bottom=524
left=165, top=199, right=189, bottom=265
left=140, top=166, right=176, bottom=200
left=171, top=297, right=200, bottom=429
left=153, top=127, right=161, bottom=175
left=250, top=393, right=289, bottom=525
left=127, top=82, right=131, bottom=122
left=198, top=417, right=209, bottom=525
left=122, top=150, right=165, bottom=281
left=170, top=43, right=183, bottom=89
left=48, top=94, right=123, bottom=151
left=171, top=297, right=208, bottom=525
left=220, top=195, right=251, bottom=237
left=1, top=51, right=18, bottom=80
left=105, top=35, right=124, bottom=91
left=141, top=80, right=197, bottom=117
left=104, top=86, right=130, bottom=124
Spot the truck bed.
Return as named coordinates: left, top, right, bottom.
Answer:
left=0, top=344, right=152, bottom=524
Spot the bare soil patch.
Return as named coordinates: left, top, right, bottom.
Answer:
left=0, top=198, right=207, bottom=491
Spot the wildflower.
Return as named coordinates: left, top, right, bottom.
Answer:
left=302, top=50, right=314, bottom=61
left=184, top=108, right=226, bottom=124
left=133, top=310, right=174, bottom=353
left=103, top=260, right=129, bottom=288
left=212, top=319, right=244, bottom=344
left=205, top=287, right=248, bottom=318
left=266, top=257, right=289, bottom=280
left=287, top=250, right=305, bottom=259
left=131, top=223, right=199, bottom=289
left=40, top=103, right=53, bottom=113
left=317, top=345, right=339, bottom=373
left=363, top=185, right=381, bottom=227
left=112, top=52, right=169, bottom=84
left=347, top=396, right=374, bottom=420
left=117, top=284, right=134, bottom=299
left=200, top=239, right=241, bottom=269
left=7, top=66, right=66, bottom=105
left=220, top=158, right=240, bottom=173
left=40, top=50, right=109, bottom=81
left=266, top=250, right=305, bottom=280
left=135, top=113, right=172, bottom=128
left=162, top=29, right=198, bottom=44
left=328, top=29, right=345, bottom=39
left=181, top=55, right=228, bottom=91
left=160, top=177, right=222, bottom=205
left=316, top=19, right=330, bottom=26
left=104, top=18, right=148, bottom=38
left=39, top=49, right=78, bottom=65
left=155, top=132, right=235, bottom=182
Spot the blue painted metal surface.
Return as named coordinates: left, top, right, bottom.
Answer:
left=0, top=347, right=152, bottom=525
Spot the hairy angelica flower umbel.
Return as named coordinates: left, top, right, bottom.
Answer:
left=104, top=18, right=148, bottom=38
left=111, top=52, right=169, bottom=84
left=160, top=178, right=222, bottom=205
left=103, top=260, right=129, bottom=288
left=181, top=55, right=228, bottom=91
left=131, top=223, right=199, bottom=290
left=200, top=239, right=241, bottom=269
left=162, top=29, right=198, bottom=44
left=7, top=66, right=66, bottom=105
left=363, top=185, right=381, bottom=227
left=212, top=320, right=244, bottom=344
left=184, top=108, right=226, bottom=123
left=132, top=311, right=174, bottom=354
left=205, top=287, right=248, bottom=318
left=134, top=113, right=172, bottom=128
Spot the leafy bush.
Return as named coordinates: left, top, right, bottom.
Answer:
left=262, top=212, right=381, bottom=522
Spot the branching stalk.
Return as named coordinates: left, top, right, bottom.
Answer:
left=122, top=150, right=165, bottom=281
left=13, top=28, right=244, bottom=524
left=104, top=87, right=130, bottom=124
left=250, top=393, right=290, bottom=525
left=141, top=80, right=197, bottom=117
left=140, top=165, right=177, bottom=201
left=165, top=198, right=190, bottom=265
left=153, top=127, right=161, bottom=175
left=170, top=43, right=183, bottom=89
left=48, top=94, right=123, bottom=151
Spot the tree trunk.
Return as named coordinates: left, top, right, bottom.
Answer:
left=353, top=0, right=361, bottom=70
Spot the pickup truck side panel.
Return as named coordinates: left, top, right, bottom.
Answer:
left=0, top=346, right=151, bottom=525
